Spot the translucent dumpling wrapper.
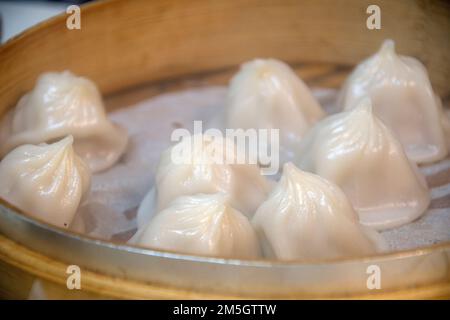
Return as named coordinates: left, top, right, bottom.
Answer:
left=132, top=193, right=261, bottom=259
left=295, top=99, right=430, bottom=230
left=252, top=163, right=385, bottom=261
left=0, top=71, right=128, bottom=172
left=0, top=136, right=91, bottom=228
left=137, top=133, right=272, bottom=228
left=338, top=39, right=447, bottom=163
left=225, top=58, right=325, bottom=162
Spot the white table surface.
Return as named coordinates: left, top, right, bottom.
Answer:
left=0, top=1, right=71, bottom=43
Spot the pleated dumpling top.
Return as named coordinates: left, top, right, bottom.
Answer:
left=136, top=133, right=272, bottom=228
left=295, top=99, right=430, bottom=230
left=0, top=71, right=128, bottom=172
left=0, top=136, right=91, bottom=228
left=252, top=163, right=385, bottom=261
left=225, top=58, right=325, bottom=161
left=133, top=193, right=261, bottom=259
left=339, top=39, right=448, bottom=164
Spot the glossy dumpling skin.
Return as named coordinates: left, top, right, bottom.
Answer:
left=225, top=58, right=325, bottom=161
left=338, top=39, right=447, bottom=163
left=295, top=99, right=430, bottom=230
left=0, top=136, right=91, bottom=228
left=252, top=163, right=385, bottom=261
left=0, top=71, right=128, bottom=172
left=137, top=133, right=272, bottom=228
left=132, top=193, right=261, bottom=259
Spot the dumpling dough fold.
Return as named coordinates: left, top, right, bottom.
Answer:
left=0, top=136, right=91, bottom=228
left=338, top=39, right=447, bottom=163
left=295, top=98, right=430, bottom=230
left=252, top=163, right=385, bottom=261
left=0, top=71, right=128, bottom=172
left=137, top=133, right=272, bottom=228
left=225, top=58, right=325, bottom=161
left=132, top=193, right=261, bottom=259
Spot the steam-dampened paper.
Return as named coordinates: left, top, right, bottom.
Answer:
left=71, top=86, right=450, bottom=252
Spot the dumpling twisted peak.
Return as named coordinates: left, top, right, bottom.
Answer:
left=252, top=163, right=385, bottom=261
left=225, top=58, right=325, bottom=161
left=339, top=39, right=447, bottom=163
left=133, top=193, right=261, bottom=259
left=136, top=134, right=272, bottom=227
left=295, top=99, right=430, bottom=230
left=0, top=71, right=128, bottom=172
left=0, top=135, right=91, bottom=228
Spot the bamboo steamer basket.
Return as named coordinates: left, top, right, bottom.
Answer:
left=0, top=0, right=449, bottom=299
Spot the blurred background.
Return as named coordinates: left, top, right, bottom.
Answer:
left=0, top=0, right=93, bottom=43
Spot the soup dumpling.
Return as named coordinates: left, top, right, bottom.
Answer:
left=0, top=71, right=128, bottom=172
left=0, top=136, right=91, bottom=228
left=136, top=133, right=272, bottom=227
left=252, top=163, right=385, bottom=261
left=132, top=193, right=261, bottom=259
left=225, top=58, right=325, bottom=161
left=295, top=98, right=430, bottom=230
left=338, top=39, right=447, bottom=163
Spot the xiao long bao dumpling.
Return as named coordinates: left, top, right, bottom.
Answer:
left=295, top=98, right=430, bottom=230
left=338, top=39, right=448, bottom=163
left=252, top=163, right=385, bottom=261
left=225, top=58, right=325, bottom=161
left=0, top=71, right=128, bottom=172
left=137, top=133, right=272, bottom=228
left=132, top=193, right=261, bottom=259
left=0, top=136, right=91, bottom=229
